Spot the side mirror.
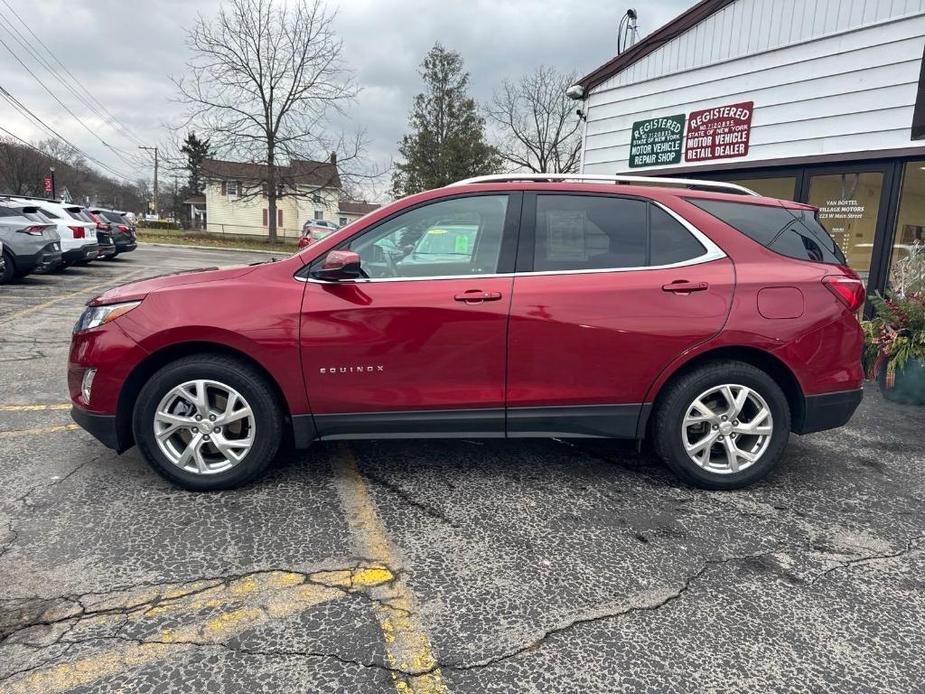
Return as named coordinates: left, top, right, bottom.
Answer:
left=313, top=249, right=362, bottom=281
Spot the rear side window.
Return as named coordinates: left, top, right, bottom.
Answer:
left=102, top=211, right=125, bottom=223
left=689, top=198, right=846, bottom=265
left=38, top=207, right=59, bottom=219
left=650, top=205, right=706, bottom=265
left=533, top=195, right=647, bottom=271
left=532, top=195, right=708, bottom=271
left=0, top=205, right=21, bottom=217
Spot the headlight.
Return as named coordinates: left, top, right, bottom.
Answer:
left=74, top=301, right=142, bottom=333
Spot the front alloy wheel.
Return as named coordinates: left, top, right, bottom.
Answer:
left=154, top=379, right=256, bottom=475
left=682, top=384, right=773, bottom=474
left=134, top=355, right=283, bottom=491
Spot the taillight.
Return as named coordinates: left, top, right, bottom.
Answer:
left=823, top=275, right=866, bottom=312
left=17, top=225, right=46, bottom=236
left=117, top=224, right=129, bottom=233
left=96, top=222, right=110, bottom=231
left=69, top=225, right=86, bottom=239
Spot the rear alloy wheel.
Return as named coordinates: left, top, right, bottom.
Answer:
left=134, top=355, right=282, bottom=491
left=653, top=361, right=790, bottom=489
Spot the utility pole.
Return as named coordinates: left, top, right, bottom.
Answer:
left=139, top=146, right=159, bottom=218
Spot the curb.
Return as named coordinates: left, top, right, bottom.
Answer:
left=138, top=242, right=295, bottom=255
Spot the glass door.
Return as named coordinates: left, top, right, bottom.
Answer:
left=805, top=171, right=886, bottom=283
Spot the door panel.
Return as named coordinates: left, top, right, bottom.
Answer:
left=506, top=258, right=735, bottom=410
left=301, top=277, right=513, bottom=417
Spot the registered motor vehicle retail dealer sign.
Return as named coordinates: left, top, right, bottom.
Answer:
left=629, top=114, right=685, bottom=168
left=685, top=101, right=753, bottom=162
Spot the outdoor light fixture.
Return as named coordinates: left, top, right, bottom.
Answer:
left=566, top=84, right=585, bottom=100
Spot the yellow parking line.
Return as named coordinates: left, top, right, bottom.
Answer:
left=0, top=270, right=146, bottom=324
left=0, top=404, right=71, bottom=411
left=0, top=424, right=78, bottom=439
left=4, top=566, right=394, bottom=694
left=331, top=444, right=448, bottom=693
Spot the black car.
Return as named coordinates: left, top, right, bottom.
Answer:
left=88, top=208, right=137, bottom=256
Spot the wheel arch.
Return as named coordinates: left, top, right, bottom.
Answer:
left=642, top=346, right=806, bottom=437
left=114, top=341, right=294, bottom=451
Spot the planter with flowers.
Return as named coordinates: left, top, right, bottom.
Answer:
left=863, top=241, right=925, bottom=405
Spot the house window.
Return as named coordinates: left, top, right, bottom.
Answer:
left=314, top=210, right=324, bottom=221
left=227, top=181, right=239, bottom=196
left=262, top=209, right=284, bottom=227
left=262, top=208, right=268, bottom=226
left=312, top=193, right=322, bottom=204
left=339, top=216, right=348, bottom=226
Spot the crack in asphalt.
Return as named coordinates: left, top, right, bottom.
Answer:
left=808, top=534, right=925, bottom=584
left=0, top=562, right=409, bottom=646
left=434, top=548, right=786, bottom=672
left=361, top=470, right=460, bottom=528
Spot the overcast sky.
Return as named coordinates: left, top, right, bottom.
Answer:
left=2, top=0, right=695, bottom=198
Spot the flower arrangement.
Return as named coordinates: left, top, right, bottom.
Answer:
left=862, top=241, right=925, bottom=404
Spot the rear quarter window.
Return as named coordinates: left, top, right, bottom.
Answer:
left=688, top=198, right=846, bottom=265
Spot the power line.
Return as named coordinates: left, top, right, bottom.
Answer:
left=0, top=0, right=148, bottom=150
left=0, top=84, right=137, bottom=183
left=0, top=30, right=146, bottom=172
left=0, top=10, right=147, bottom=164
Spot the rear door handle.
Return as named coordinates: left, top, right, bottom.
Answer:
left=454, top=290, right=503, bottom=303
left=662, top=280, right=709, bottom=293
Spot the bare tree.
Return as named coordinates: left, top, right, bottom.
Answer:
left=486, top=66, right=582, bottom=174
left=175, top=0, right=359, bottom=241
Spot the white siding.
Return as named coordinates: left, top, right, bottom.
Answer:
left=583, top=6, right=925, bottom=174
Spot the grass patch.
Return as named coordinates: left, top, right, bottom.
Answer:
left=137, top=230, right=298, bottom=253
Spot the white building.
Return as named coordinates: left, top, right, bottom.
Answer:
left=571, top=0, right=925, bottom=295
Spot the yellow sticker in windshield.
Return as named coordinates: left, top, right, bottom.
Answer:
left=428, top=228, right=447, bottom=234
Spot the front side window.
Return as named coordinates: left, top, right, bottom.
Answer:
left=344, top=195, right=508, bottom=279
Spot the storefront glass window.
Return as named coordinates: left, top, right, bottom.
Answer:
left=807, top=172, right=883, bottom=279
left=729, top=176, right=796, bottom=200
left=888, top=161, right=925, bottom=292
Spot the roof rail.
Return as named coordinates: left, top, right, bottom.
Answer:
left=448, top=173, right=760, bottom=196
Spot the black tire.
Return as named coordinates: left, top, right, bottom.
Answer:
left=0, top=251, right=14, bottom=284
left=652, top=360, right=791, bottom=490
left=133, top=354, right=284, bottom=491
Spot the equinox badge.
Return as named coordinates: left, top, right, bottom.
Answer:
left=319, top=365, right=384, bottom=374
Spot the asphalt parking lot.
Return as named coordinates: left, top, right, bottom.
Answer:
left=1, top=244, right=924, bottom=693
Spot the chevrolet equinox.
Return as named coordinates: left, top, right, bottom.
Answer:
left=69, top=174, right=866, bottom=491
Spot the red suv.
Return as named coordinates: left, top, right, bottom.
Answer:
left=69, top=175, right=865, bottom=491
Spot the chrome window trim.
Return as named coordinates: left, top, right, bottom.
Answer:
left=296, top=200, right=726, bottom=284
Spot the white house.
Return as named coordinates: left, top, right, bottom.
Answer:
left=201, top=156, right=341, bottom=241
left=570, top=0, right=925, bottom=296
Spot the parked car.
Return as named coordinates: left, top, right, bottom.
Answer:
left=87, top=208, right=136, bottom=256
left=298, top=220, right=340, bottom=249
left=0, top=203, right=61, bottom=282
left=69, top=174, right=865, bottom=492
left=4, top=197, right=99, bottom=267
left=68, top=207, right=116, bottom=259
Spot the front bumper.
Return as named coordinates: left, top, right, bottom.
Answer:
left=794, top=388, right=863, bottom=435
left=71, top=405, right=125, bottom=451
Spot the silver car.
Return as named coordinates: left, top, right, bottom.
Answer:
left=0, top=203, right=61, bottom=283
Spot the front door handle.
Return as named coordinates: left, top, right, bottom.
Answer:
left=454, top=290, right=503, bottom=303
left=662, top=280, right=709, bottom=294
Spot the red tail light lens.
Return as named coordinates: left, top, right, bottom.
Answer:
left=117, top=224, right=129, bottom=232
left=69, top=225, right=86, bottom=239
left=96, top=221, right=110, bottom=230
left=17, top=225, right=46, bottom=236
left=823, top=275, right=866, bottom=312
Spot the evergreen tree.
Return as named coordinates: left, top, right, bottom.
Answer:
left=180, top=132, right=212, bottom=196
left=392, top=44, right=500, bottom=196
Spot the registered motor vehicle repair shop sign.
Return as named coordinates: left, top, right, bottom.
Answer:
left=629, top=114, right=685, bottom=168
